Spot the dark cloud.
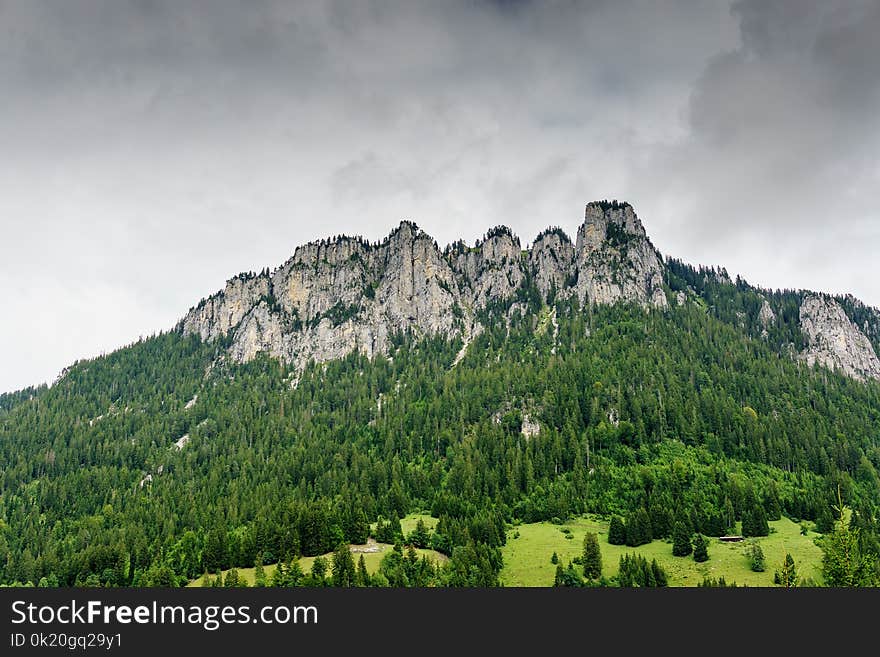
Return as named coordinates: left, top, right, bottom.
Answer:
left=0, top=1, right=876, bottom=392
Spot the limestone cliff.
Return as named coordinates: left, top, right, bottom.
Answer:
left=180, top=202, right=674, bottom=370
left=573, top=201, right=668, bottom=308
left=799, top=294, right=880, bottom=381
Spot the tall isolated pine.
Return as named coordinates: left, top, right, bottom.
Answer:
left=583, top=532, right=602, bottom=579
left=692, top=534, right=709, bottom=562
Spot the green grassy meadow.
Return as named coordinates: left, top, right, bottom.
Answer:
left=500, top=515, right=824, bottom=587
left=189, top=514, right=444, bottom=587
left=190, top=512, right=823, bottom=587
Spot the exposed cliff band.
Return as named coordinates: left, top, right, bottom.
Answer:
left=180, top=201, right=880, bottom=382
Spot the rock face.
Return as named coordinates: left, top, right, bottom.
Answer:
left=182, top=273, right=270, bottom=341
left=759, top=299, right=776, bottom=328
left=573, top=202, right=668, bottom=308
left=799, top=294, right=880, bottom=381
left=448, top=227, right=525, bottom=309
left=530, top=228, right=575, bottom=302
left=179, top=202, right=668, bottom=370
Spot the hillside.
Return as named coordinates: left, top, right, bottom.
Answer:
left=1, top=201, right=879, bottom=588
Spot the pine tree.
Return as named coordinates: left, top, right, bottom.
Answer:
left=223, top=568, right=241, bottom=587
left=651, top=559, right=668, bottom=587
left=310, top=556, right=328, bottom=585
left=625, top=508, right=653, bottom=547
left=692, top=534, right=709, bottom=562
left=608, top=516, right=626, bottom=545
left=747, top=542, right=765, bottom=572
left=554, top=563, right=565, bottom=586
left=287, top=560, right=304, bottom=587
left=355, top=555, right=370, bottom=587
left=742, top=504, right=769, bottom=537
left=775, top=553, right=798, bottom=587
left=270, top=562, right=286, bottom=587
left=582, top=532, right=602, bottom=579
left=407, top=519, right=430, bottom=549
left=254, top=553, right=267, bottom=587
left=821, top=505, right=878, bottom=586
left=331, top=543, right=355, bottom=587
left=550, top=551, right=559, bottom=564
left=672, top=521, right=692, bottom=557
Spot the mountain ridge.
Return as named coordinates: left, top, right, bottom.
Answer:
left=179, top=201, right=880, bottom=382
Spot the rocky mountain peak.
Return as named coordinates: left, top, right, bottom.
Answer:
left=573, top=201, right=667, bottom=308
left=530, top=228, right=575, bottom=302
left=178, top=201, right=692, bottom=371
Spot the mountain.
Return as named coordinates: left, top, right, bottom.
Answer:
left=180, top=199, right=878, bottom=383
left=1, top=200, right=879, bottom=588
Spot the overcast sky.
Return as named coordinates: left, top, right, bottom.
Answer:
left=1, top=0, right=879, bottom=393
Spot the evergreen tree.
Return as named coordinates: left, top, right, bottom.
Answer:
left=270, top=562, right=286, bottom=587
left=625, top=509, right=652, bottom=547
left=775, top=553, right=798, bottom=587
left=331, top=543, right=356, bottom=587
left=253, top=553, right=267, bottom=587
left=310, top=556, right=328, bottom=586
left=608, top=516, right=626, bottom=546
left=672, top=521, right=693, bottom=557
left=742, top=505, right=770, bottom=537
left=554, top=563, right=565, bottom=586
left=223, top=568, right=241, bottom=587
left=747, top=542, right=765, bottom=572
left=582, top=532, right=602, bottom=580
left=821, top=506, right=878, bottom=586
left=287, top=560, right=304, bottom=587
left=355, top=555, right=370, bottom=587
left=407, top=519, right=431, bottom=549
left=692, top=534, right=709, bottom=562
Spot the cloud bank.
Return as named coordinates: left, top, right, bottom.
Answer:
left=1, top=1, right=877, bottom=391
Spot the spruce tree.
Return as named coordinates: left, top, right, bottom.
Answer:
left=223, top=568, right=240, bottom=587
left=355, top=555, right=370, bottom=587
left=747, top=542, right=765, bottom=572
left=287, top=560, right=304, bottom=587
left=310, top=556, right=328, bottom=585
left=692, top=534, right=709, bottom=562
left=608, top=516, right=626, bottom=545
left=554, top=563, right=565, bottom=586
left=776, top=553, right=798, bottom=587
left=821, top=506, right=878, bottom=586
left=582, top=532, right=602, bottom=579
left=625, top=509, right=653, bottom=547
left=672, top=521, right=692, bottom=557
left=331, top=543, right=356, bottom=587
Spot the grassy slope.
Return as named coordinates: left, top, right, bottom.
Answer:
left=500, top=516, right=823, bottom=587
left=189, top=514, right=444, bottom=587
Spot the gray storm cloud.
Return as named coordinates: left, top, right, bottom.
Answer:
left=0, top=0, right=877, bottom=392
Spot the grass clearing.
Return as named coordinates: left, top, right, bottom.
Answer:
left=501, top=515, right=823, bottom=587
left=399, top=513, right=438, bottom=536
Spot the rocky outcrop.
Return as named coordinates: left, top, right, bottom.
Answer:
left=448, top=227, right=525, bottom=309
left=182, top=273, right=270, bottom=341
left=180, top=202, right=672, bottom=371
left=759, top=299, right=776, bottom=328
left=530, top=228, right=575, bottom=302
left=573, top=202, right=668, bottom=308
left=799, top=294, right=880, bottom=381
